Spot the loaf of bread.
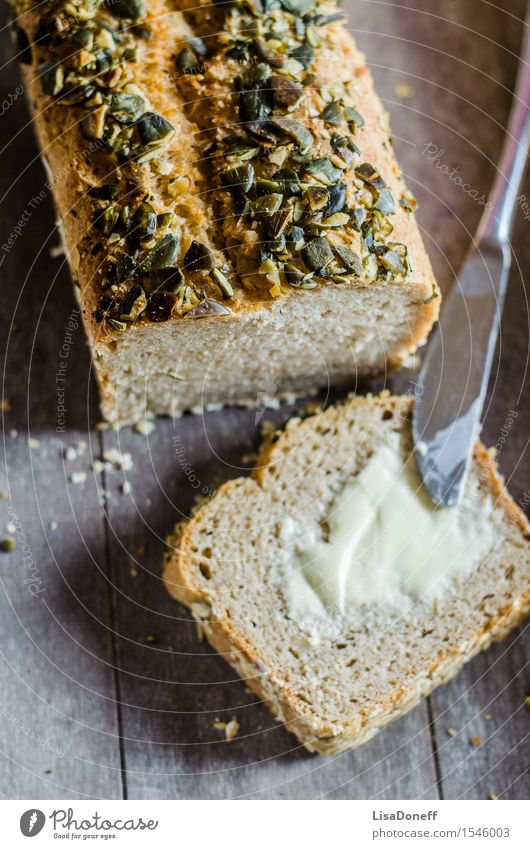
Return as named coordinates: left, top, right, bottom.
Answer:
left=12, top=0, right=440, bottom=424
left=164, top=393, right=530, bottom=754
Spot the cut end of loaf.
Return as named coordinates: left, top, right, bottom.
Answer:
left=163, top=392, right=530, bottom=754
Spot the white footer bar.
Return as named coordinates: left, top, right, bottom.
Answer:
left=3, top=799, right=528, bottom=848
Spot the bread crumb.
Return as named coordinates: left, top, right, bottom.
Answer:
left=49, top=521, right=58, bottom=531
left=103, top=448, right=133, bottom=471
left=213, top=718, right=240, bottom=741
left=134, top=419, right=155, bottom=437
left=395, top=82, right=413, bottom=99
left=225, top=718, right=240, bottom=741
left=470, top=736, right=482, bottom=747
left=146, top=634, right=158, bottom=643
left=0, top=399, right=11, bottom=412
left=129, top=565, right=138, bottom=578
left=484, top=713, right=493, bottom=720
left=488, top=792, right=498, bottom=800
left=27, top=437, right=40, bottom=449
left=524, top=696, right=530, bottom=709
left=10, top=429, right=17, bottom=438
left=0, top=491, right=10, bottom=500
left=70, top=471, right=87, bottom=485
left=121, top=481, right=132, bottom=495
left=447, top=728, right=457, bottom=737
left=0, top=536, right=15, bottom=552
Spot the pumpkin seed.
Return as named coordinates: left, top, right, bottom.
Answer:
left=120, top=284, right=146, bottom=320
left=252, top=38, right=286, bottom=69
left=220, top=163, right=254, bottom=194
left=284, top=263, right=318, bottom=289
left=104, top=0, right=144, bottom=19
left=333, top=245, right=362, bottom=275
left=280, top=0, right=312, bottom=12
left=107, top=318, right=127, bottom=331
left=87, top=183, right=119, bottom=201
left=176, top=47, right=204, bottom=74
left=150, top=267, right=183, bottom=292
left=321, top=102, right=344, bottom=125
left=290, top=42, right=314, bottom=69
left=272, top=167, right=301, bottom=195
left=271, top=117, right=313, bottom=150
left=184, top=241, right=216, bottom=272
left=251, top=193, right=283, bottom=216
left=244, top=121, right=278, bottom=145
left=239, top=87, right=273, bottom=123
left=306, top=186, right=329, bottom=211
left=109, top=92, right=145, bottom=122
left=136, top=112, right=175, bottom=145
left=157, top=212, right=173, bottom=229
left=131, top=24, right=152, bottom=39
left=95, top=207, right=119, bottom=237
left=147, top=291, right=177, bottom=322
left=381, top=249, right=405, bottom=274
left=129, top=202, right=157, bottom=240
left=185, top=34, right=209, bottom=56
left=115, top=251, right=137, bottom=282
left=210, top=268, right=234, bottom=299
left=374, top=188, right=395, bottom=214
left=40, top=61, right=64, bottom=97
left=270, top=75, right=304, bottom=108
left=400, top=189, right=418, bottom=213
left=81, top=104, right=108, bottom=139
left=186, top=299, right=232, bottom=318
left=344, top=106, right=365, bottom=129
left=140, top=234, right=179, bottom=272
left=268, top=207, right=293, bottom=238
left=302, top=237, right=334, bottom=271
left=322, top=184, right=346, bottom=216
left=355, top=162, right=386, bottom=191
left=305, top=157, right=343, bottom=185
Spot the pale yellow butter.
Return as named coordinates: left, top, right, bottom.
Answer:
left=284, top=435, right=497, bottom=619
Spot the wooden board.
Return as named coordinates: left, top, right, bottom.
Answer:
left=0, top=0, right=528, bottom=799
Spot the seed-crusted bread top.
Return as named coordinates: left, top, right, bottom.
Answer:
left=164, top=393, right=530, bottom=753
left=12, top=0, right=438, bottom=344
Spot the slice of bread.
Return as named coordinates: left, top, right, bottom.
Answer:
left=163, top=393, right=530, bottom=754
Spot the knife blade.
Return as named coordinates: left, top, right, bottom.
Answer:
left=412, top=242, right=510, bottom=506
left=412, top=8, right=530, bottom=507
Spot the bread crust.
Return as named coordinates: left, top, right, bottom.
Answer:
left=164, top=393, right=530, bottom=754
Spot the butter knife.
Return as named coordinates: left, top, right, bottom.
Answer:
left=412, top=9, right=530, bottom=507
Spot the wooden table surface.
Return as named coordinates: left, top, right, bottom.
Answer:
left=0, top=0, right=529, bottom=800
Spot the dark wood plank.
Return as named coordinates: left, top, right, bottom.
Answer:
left=428, top=173, right=530, bottom=800
left=376, top=0, right=530, bottom=800
left=0, top=16, right=123, bottom=799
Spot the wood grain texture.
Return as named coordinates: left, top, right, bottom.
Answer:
left=0, top=11, right=123, bottom=797
left=0, top=0, right=528, bottom=799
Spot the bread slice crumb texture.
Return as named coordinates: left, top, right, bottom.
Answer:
left=164, top=393, right=530, bottom=754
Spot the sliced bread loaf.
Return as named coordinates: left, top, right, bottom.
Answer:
left=13, top=0, right=439, bottom=424
left=163, top=393, right=530, bottom=754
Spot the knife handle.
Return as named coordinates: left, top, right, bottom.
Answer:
left=479, top=5, right=530, bottom=244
